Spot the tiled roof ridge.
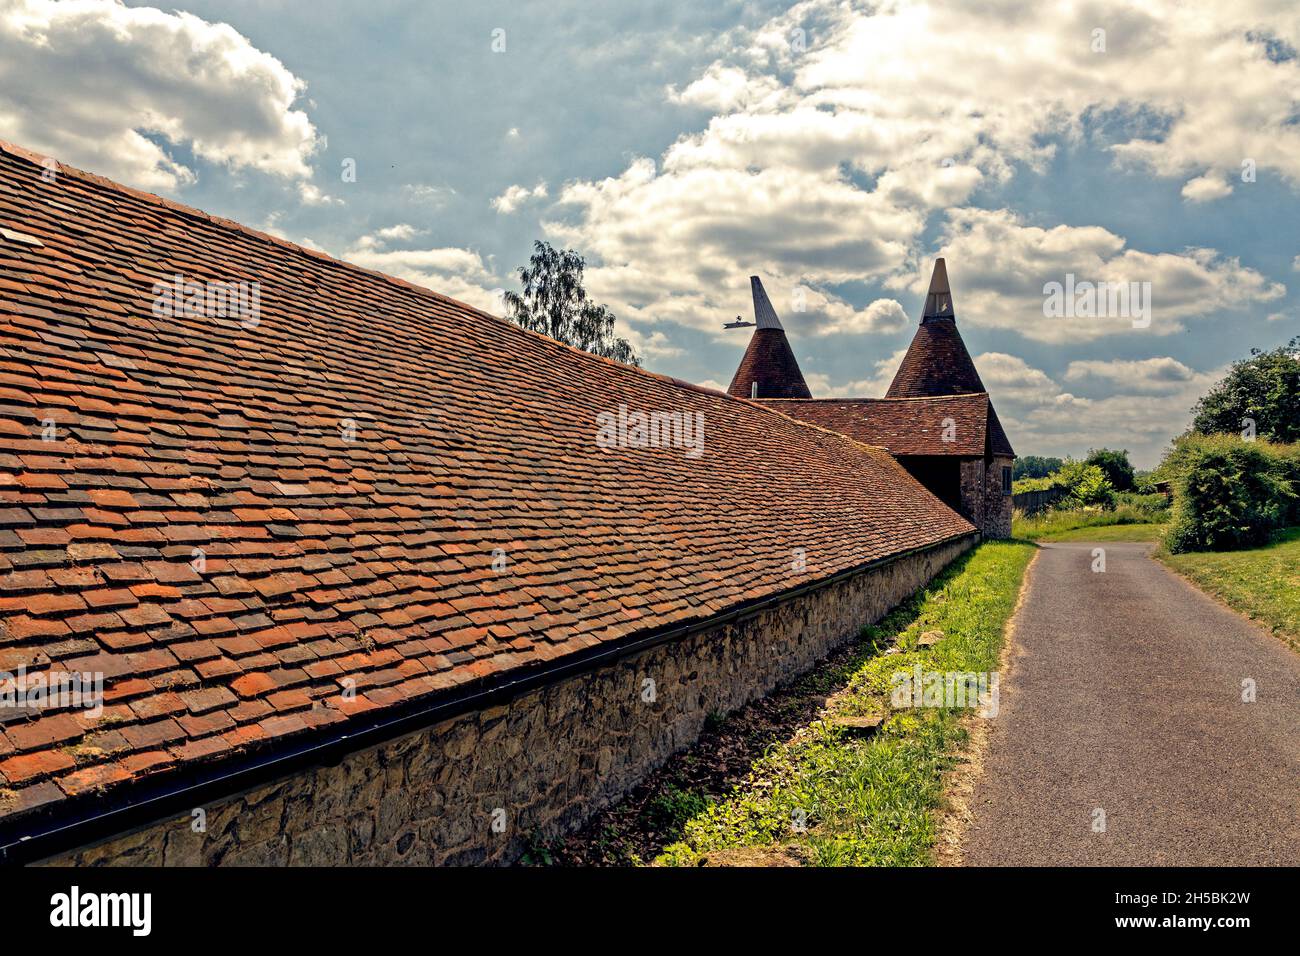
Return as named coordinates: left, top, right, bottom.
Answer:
left=0, top=137, right=930, bottom=466
left=681, top=382, right=906, bottom=456
left=0, top=139, right=772, bottom=408
left=763, top=393, right=990, bottom=405
left=766, top=394, right=994, bottom=457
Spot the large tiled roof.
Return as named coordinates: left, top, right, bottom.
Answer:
left=985, top=404, right=1016, bottom=459
left=0, top=141, right=974, bottom=830
left=764, top=394, right=999, bottom=457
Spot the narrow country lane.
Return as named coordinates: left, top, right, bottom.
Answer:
left=963, top=541, right=1300, bottom=866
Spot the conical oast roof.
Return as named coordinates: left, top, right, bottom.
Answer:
left=885, top=258, right=986, bottom=398
left=727, top=276, right=812, bottom=399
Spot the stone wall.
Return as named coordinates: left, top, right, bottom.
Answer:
left=43, top=534, right=974, bottom=867
left=959, top=458, right=986, bottom=534
left=983, top=456, right=1013, bottom=539
left=958, top=457, right=1012, bottom=539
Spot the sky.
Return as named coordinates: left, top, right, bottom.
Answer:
left=1, top=0, right=1296, bottom=468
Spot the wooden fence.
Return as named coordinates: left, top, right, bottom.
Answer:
left=1011, top=485, right=1067, bottom=515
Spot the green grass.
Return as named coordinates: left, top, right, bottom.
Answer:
left=1159, top=527, right=1300, bottom=647
left=1013, top=503, right=1168, bottom=542
left=656, top=540, right=1036, bottom=867
left=1032, top=523, right=1167, bottom=543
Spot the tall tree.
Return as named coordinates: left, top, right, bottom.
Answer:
left=1085, top=448, right=1137, bottom=492
left=1191, top=336, right=1300, bottom=443
left=503, top=241, right=640, bottom=367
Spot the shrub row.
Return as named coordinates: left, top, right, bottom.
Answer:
left=1015, top=461, right=1117, bottom=508
left=1163, top=434, right=1299, bottom=552
left=1114, top=491, right=1170, bottom=518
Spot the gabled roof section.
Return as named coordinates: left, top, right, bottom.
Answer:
left=0, top=141, right=974, bottom=831
left=986, top=403, right=1016, bottom=458
left=727, top=277, right=812, bottom=399
left=885, top=258, right=986, bottom=398
left=765, top=394, right=991, bottom=457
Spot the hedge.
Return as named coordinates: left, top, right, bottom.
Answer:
left=1013, top=460, right=1116, bottom=507
left=1163, top=434, right=1298, bottom=552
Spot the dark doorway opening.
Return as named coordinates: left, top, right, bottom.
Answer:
left=896, top=456, right=964, bottom=517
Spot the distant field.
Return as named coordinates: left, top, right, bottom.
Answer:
left=1030, top=523, right=1167, bottom=543
left=1160, top=528, right=1300, bottom=649
left=1013, top=503, right=1169, bottom=543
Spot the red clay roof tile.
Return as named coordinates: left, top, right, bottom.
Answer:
left=763, top=393, right=1014, bottom=457
left=0, top=139, right=974, bottom=828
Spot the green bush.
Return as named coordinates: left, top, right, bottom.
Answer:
left=1115, top=491, right=1171, bottom=518
left=1012, top=474, right=1060, bottom=494
left=1055, top=459, right=1116, bottom=509
left=1163, top=434, right=1298, bottom=552
left=1014, top=459, right=1117, bottom=508
left=1278, top=445, right=1300, bottom=526
left=1085, top=448, right=1138, bottom=492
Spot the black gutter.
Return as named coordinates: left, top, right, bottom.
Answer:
left=0, top=531, right=976, bottom=866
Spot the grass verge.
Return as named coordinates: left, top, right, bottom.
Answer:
left=1014, top=503, right=1167, bottom=542
left=650, top=539, right=1036, bottom=867
left=1030, top=523, right=1166, bottom=543
left=1158, top=527, right=1300, bottom=649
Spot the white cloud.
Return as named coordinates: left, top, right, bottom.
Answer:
left=491, top=182, right=549, bottom=214
left=970, top=352, right=1225, bottom=468
left=0, top=0, right=320, bottom=191
left=1181, top=172, right=1233, bottom=203
left=404, top=183, right=455, bottom=206
left=668, top=64, right=780, bottom=112
left=975, top=353, right=1090, bottom=409
left=919, top=208, right=1284, bottom=342
left=854, top=299, right=909, bottom=334
left=297, top=182, right=340, bottom=207
left=636, top=329, right=683, bottom=359
left=546, top=0, right=1297, bottom=345
left=809, top=296, right=909, bottom=336
left=810, top=348, right=909, bottom=398
left=353, top=223, right=427, bottom=248
left=1065, top=357, right=1198, bottom=392
left=342, top=225, right=503, bottom=313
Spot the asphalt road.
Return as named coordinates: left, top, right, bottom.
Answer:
left=963, top=541, right=1300, bottom=866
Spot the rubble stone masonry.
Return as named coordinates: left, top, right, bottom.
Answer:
left=45, top=534, right=974, bottom=867
left=958, top=457, right=1012, bottom=539
left=984, top=456, right=1014, bottom=539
